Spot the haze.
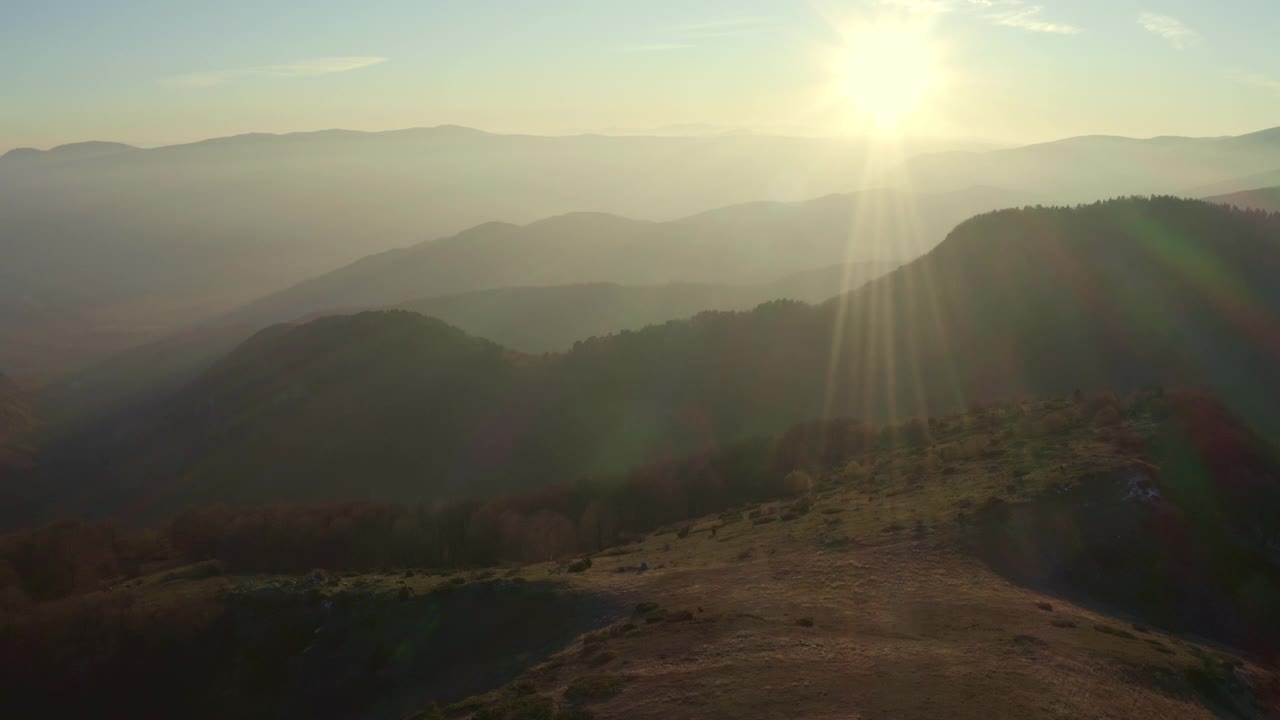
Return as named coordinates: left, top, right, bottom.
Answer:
left=4, top=3, right=1280, bottom=720
left=5, top=0, right=1279, bottom=149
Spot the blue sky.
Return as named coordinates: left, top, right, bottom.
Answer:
left=2, top=0, right=1278, bottom=150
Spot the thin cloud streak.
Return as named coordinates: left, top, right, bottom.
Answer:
left=165, top=56, right=387, bottom=88
left=1139, top=13, right=1200, bottom=49
left=622, top=16, right=763, bottom=52
left=621, top=43, right=694, bottom=52
left=878, top=0, right=1081, bottom=34
left=990, top=6, right=1080, bottom=34
left=1233, top=72, right=1280, bottom=94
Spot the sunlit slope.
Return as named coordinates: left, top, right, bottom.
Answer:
left=68, top=198, right=1280, bottom=513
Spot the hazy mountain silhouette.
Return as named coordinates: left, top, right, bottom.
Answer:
left=1208, top=185, right=1280, bottom=213
left=890, top=128, right=1280, bottom=203
left=396, top=263, right=893, bottom=354
left=221, top=187, right=1031, bottom=329
left=7, top=124, right=1277, bottom=382
left=39, top=197, right=1280, bottom=517
left=2, top=127, right=968, bottom=381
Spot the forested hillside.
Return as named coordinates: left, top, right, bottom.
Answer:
left=35, top=197, right=1280, bottom=519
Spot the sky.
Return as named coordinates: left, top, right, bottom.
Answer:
left=2, top=0, right=1279, bottom=151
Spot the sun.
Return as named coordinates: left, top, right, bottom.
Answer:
left=835, top=20, right=938, bottom=129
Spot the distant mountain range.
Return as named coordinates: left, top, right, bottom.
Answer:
left=33, top=197, right=1280, bottom=519
left=1208, top=185, right=1280, bottom=213
left=6, top=124, right=1280, bottom=383
left=221, top=187, right=1020, bottom=329
left=0, top=128, right=1017, bottom=382
left=889, top=127, right=1280, bottom=203
left=395, top=263, right=893, bottom=354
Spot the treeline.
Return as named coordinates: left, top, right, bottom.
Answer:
left=2, top=412, right=918, bottom=604
left=1, top=386, right=1243, bottom=607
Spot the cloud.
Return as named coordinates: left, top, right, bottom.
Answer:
left=1139, top=13, right=1200, bottom=49
left=1233, top=72, right=1280, bottom=94
left=621, top=43, right=693, bottom=52
left=673, top=18, right=763, bottom=35
left=621, top=17, right=762, bottom=51
left=165, top=56, right=386, bottom=88
left=987, top=4, right=1081, bottom=34
left=877, top=0, right=954, bottom=15
left=878, top=0, right=1081, bottom=34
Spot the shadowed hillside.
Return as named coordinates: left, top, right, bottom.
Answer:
left=34, top=262, right=893, bottom=438
left=34, top=197, right=1280, bottom=520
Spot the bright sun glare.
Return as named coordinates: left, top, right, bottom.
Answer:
left=836, top=20, right=937, bottom=130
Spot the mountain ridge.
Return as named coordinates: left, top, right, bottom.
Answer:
left=36, top=197, right=1280, bottom=519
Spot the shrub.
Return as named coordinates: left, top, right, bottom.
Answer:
left=795, top=617, right=814, bottom=627
left=587, top=650, right=617, bottom=668
left=1035, top=411, right=1070, bottom=436
left=1093, top=405, right=1123, bottom=427
left=445, top=695, right=487, bottom=716
left=897, top=417, right=932, bottom=447
left=1094, top=624, right=1138, bottom=640
left=566, top=558, right=592, bottom=573
left=842, top=460, right=866, bottom=483
left=507, top=695, right=555, bottom=720
left=675, top=525, right=691, bottom=539
left=783, top=470, right=813, bottom=497
left=563, top=675, right=624, bottom=704
left=634, top=601, right=659, bottom=614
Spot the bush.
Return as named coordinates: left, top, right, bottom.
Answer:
left=842, top=460, right=866, bottom=483
left=566, top=558, right=592, bottom=573
left=445, top=695, right=487, bottom=716
left=1035, top=411, right=1070, bottom=436
left=507, top=695, right=555, bottom=720
left=563, top=675, right=624, bottom=704
left=1093, top=624, right=1138, bottom=640
left=783, top=470, right=813, bottom=497
left=1093, top=405, right=1123, bottom=427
